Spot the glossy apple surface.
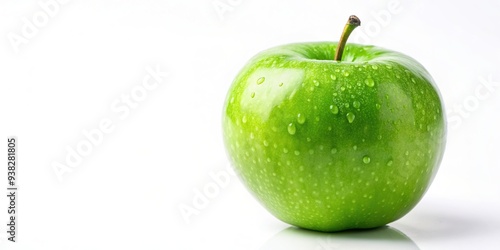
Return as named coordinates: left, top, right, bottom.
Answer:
left=222, top=42, right=446, bottom=232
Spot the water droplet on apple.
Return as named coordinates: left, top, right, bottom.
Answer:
left=250, top=92, right=255, bottom=98
left=340, top=86, right=346, bottom=91
left=263, top=140, right=269, bottom=147
left=294, top=150, right=300, bottom=155
left=283, top=148, right=288, bottom=153
left=411, top=78, right=416, bottom=83
left=287, top=123, right=296, bottom=135
left=257, top=77, right=265, bottom=85
left=313, top=80, right=320, bottom=87
left=297, top=113, right=306, bottom=124
left=375, top=103, right=381, bottom=109
left=279, top=82, right=284, bottom=87
left=330, top=104, right=339, bottom=114
left=353, top=101, right=361, bottom=109
left=363, top=156, right=371, bottom=164
left=344, top=103, right=350, bottom=108
left=385, top=65, right=393, bottom=69
left=365, top=78, right=375, bottom=87
left=250, top=132, right=254, bottom=139
left=330, top=74, right=337, bottom=80
left=346, top=112, right=355, bottom=123
left=242, top=115, right=247, bottom=123
left=343, top=71, right=350, bottom=77
left=371, top=65, right=378, bottom=70
left=387, top=160, right=393, bottom=166
left=331, top=148, right=337, bottom=154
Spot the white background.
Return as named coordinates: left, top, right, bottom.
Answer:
left=1, top=0, right=499, bottom=249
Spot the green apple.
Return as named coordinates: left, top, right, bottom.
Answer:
left=222, top=15, right=446, bottom=232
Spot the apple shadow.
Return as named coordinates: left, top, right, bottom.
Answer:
left=397, top=206, right=500, bottom=241
left=260, top=225, right=420, bottom=250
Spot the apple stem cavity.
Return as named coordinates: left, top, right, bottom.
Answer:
left=334, top=15, right=361, bottom=61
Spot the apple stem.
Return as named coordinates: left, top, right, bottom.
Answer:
left=334, top=15, right=361, bottom=61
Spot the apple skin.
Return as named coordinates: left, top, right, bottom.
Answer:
left=222, top=42, right=446, bottom=232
